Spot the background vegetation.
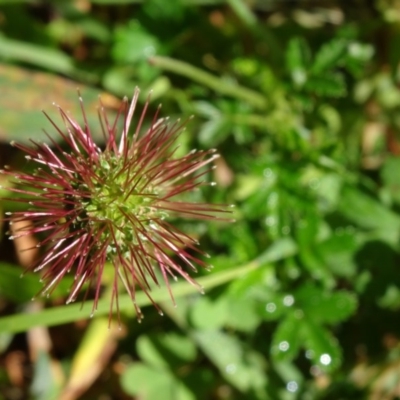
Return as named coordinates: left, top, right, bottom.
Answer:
left=1, top=0, right=400, bottom=399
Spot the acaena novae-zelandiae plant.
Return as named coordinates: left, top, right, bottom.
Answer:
left=1, top=87, right=233, bottom=321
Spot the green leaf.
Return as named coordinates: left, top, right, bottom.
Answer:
left=225, top=222, right=259, bottom=262
left=190, top=296, right=228, bottom=329
left=112, top=21, right=160, bottom=63
left=194, top=101, right=221, bottom=119
left=296, top=284, right=358, bottom=324
left=295, top=212, right=320, bottom=247
left=243, top=185, right=271, bottom=220
left=194, top=330, right=267, bottom=392
left=121, top=364, right=194, bottom=400
left=137, top=333, right=197, bottom=369
left=311, top=39, right=347, bottom=74
left=345, top=42, right=374, bottom=77
left=256, top=293, right=291, bottom=322
left=198, top=118, right=231, bottom=147
left=304, top=73, right=346, bottom=98
left=224, top=293, right=261, bottom=332
left=271, top=313, right=303, bottom=363
left=378, top=285, right=400, bottom=310
left=137, top=335, right=170, bottom=369
left=381, top=156, right=400, bottom=204
left=338, top=186, right=400, bottom=235
left=317, top=105, right=342, bottom=136
left=143, top=0, right=186, bottom=21
left=286, top=37, right=311, bottom=72
left=0, top=34, right=75, bottom=76
left=381, top=156, right=400, bottom=187
left=298, top=247, right=333, bottom=283
left=286, top=37, right=310, bottom=87
left=273, top=361, right=304, bottom=395
left=256, top=237, right=298, bottom=265
left=302, top=318, right=342, bottom=371
left=160, top=333, right=198, bottom=362
left=265, top=190, right=281, bottom=240
left=317, top=231, right=359, bottom=277
left=313, top=172, right=343, bottom=211
left=228, top=266, right=277, bottom=297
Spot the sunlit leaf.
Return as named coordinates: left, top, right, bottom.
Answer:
left=224, top=294, right=260, bottom=332
left=0, top=64, right=120, bottom=144
left=190, top=297, right=228, bottom=329
left=62, top=317, right=121, bottom=397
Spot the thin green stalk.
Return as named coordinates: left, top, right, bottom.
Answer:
left=149, top=56, right=267, bottom=109
left=0, top=261, right=256, bottom=333
left=227, top=0, right=258, bottom=27
left=0, top=238, right=297, bottom=333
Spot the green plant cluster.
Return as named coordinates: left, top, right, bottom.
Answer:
left=1, top=1, right=400, bottom=399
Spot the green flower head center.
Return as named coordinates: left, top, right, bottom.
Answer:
left=81, top=154, right=166, bottom=255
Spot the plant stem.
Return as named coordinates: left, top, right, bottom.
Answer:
left=0, top=238, right=297, bottom=333
left=149, top=56, right=267, bottom=109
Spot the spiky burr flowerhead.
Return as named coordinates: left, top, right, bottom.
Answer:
left=3, top=88, right=231, bottom=320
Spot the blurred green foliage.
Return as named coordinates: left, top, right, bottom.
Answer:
left=2, top=0, right=400, bottom=399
